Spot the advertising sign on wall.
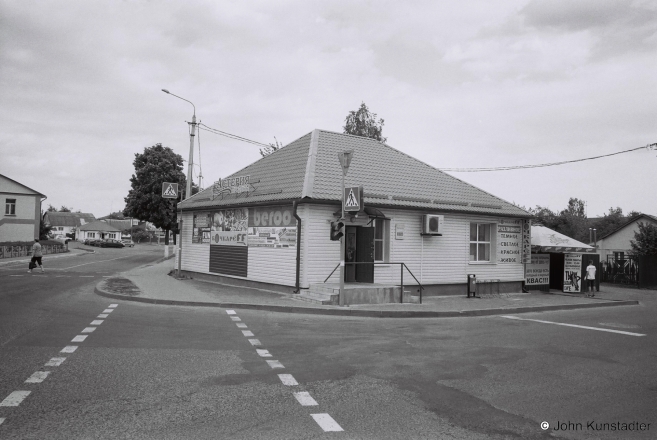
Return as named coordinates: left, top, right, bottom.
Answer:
left=211, top=208, right=249, bottom=246
left=192, top=213, right=212, bottom=244
left=521, top=219, right=532, bottom=264
left=563, top=253, right=582, bottom=292
left=526, top=254, right=550, bottom=285
left=496, top=219, right=522, bottom=263
left=247, top=206, right=297, bottom=248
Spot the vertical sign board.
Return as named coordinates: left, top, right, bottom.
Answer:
left=497, top=219, right=522, bottom=263
left=525, top=254, right=550, bottom=286
left=563, top=253, right=582, bottom=292
left=521, top=219, right=532, bottom=264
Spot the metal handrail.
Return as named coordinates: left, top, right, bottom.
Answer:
left=324, top=261, right=424, bottom=304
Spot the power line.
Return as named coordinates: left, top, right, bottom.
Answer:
left=439, top=143, right=656, bottom=172
left=198, top=123, right=270, bottom=147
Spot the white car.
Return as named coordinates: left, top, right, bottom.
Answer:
left=121, top=239, right=135, bottom=247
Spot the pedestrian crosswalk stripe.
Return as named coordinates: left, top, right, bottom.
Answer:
left=311, top=413, right=343, bottom=432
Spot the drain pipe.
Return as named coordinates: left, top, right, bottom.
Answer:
left=292, top=200, right=302, bottom=293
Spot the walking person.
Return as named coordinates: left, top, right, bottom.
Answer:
left=28, top=238, right=45, bottom=274
left=585, top=260, right=596, bottom=297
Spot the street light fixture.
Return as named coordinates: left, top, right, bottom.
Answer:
left=161, top=89, right=196, bottom=200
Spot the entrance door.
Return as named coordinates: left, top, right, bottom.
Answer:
left=355, top=226, right=374, bottom=283
left=345, top=227, right=357, bottom=282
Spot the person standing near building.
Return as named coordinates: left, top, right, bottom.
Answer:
left=585, top=260, right=596, bottom=297
left=28, top=238, right=45, bottom=274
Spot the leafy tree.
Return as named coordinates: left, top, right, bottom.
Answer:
left=59, top=206, right=72, bottom=212
left=259, top=137, right=283, bottom=158
left=39, top=216, right=52, bottom=240
left=123, top=143, right=188, bottom=245
left=591, top=207, right=626, bottom=239
left=630, top=222, right=657, bottom=255
left=556, top=198, right=588, bottom=242
left=343, top=102, right=387, bottom=142
left=47, top=204, right=57, bottom=212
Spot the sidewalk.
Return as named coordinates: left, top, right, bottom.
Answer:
left=94, top=259, right=643, bottom=318
left=0, top=245, right=93, bottom=266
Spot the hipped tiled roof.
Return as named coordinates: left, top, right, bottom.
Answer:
left=179, top=129, right=531, bottom=218
left=78, top=221, right=122, bottom=232
left=44, top=211, right=96, bottom=227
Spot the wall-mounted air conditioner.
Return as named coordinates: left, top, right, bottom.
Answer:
left=421, top=214, right=444, bottom=236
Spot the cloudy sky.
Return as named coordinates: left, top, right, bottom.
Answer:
left=1, top=0, right=655, bottom=218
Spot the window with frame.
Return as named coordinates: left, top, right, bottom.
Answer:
left=88, top=232, right=95, bottom=238
left=470, top=223, right=491, bottom=262
left=373, top=218, right=389, bottom=262
left=5, top=199, right=16, bottom=215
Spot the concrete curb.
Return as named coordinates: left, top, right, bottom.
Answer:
left=93, top=281, right=640, bottom=318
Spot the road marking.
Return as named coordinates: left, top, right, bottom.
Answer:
left=248, top=339, right=261, bottom=346
left=25, top=371, right=50, bottom=383
left=0, top=418, right=4, bottom=426
left=61, top=346, right=77, bottom=353
left=45, top=357, right=66, bottom=367
left=311, top=413, right=343, bottom=432
left=230, top=316, right=241, bottom=321
left=71, top=335, right=87, bottom=342
left=108, top=304, right=118, bottom=308
left=9, top=275, right=24, bottom=277
left=102, top=309, right=114, bottom=313
left=97, top=314, right=109, bottom=318
left=294, top=392, right=318, bottom=406
left=500, top=316, right=647, bottom=337
left=79, top=276, right=95, bottom=278
left=226, top=310, right=236, bottom=315
left=256, top=349, right=272, bottom=357
left=102, top=276, right=112, bottom=277
left=242, top=330, right=254, bottom=337
left=278, top=374, right=298, bottom=386
left=0, top=391, right=31, bottom=407
left=81, top=327, right=96, bottom=333
left=90, top=320, right=104, bottom=325
left=236, top=323, right=248, bottom=328
left=266, top=360, right=285, bottom=369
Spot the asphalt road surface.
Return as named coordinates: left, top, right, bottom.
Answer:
left=1, top=247, right=655, bottom=439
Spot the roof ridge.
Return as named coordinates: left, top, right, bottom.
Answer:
left=301, top=129, right=319, bottom=198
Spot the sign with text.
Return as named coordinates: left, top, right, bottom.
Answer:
left=496, top=219, right=522, bottom=263
left=521, top=219, right=531, bottom=264
left=212, top=175, right=250, bottom=199
left=192, top=213, right=212, bottom=244
left=210, top=208, right=248, bottom=246
left=525, top=254, right=550, bottom=285
left=162, top=182, right=179, bottom=199
left=248, top=206, right=297, bottom=248
left=563, top=253, right=582, bottom=293
left=395, top=223, right=405, bottom=240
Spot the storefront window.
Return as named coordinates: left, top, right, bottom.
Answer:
left=470, top=223, right=491, bottom=262
left=374, top=218, right=389, bottom=262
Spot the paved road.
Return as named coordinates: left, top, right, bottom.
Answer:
left=1, top=248, right=655, bottom=439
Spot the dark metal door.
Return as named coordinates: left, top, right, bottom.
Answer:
left=355, top=226, right=374, bottom=283
left=345, top=227, right=357, bottom=282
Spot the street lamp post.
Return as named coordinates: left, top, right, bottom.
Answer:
left=337, top=150, right=354, bottom=306
left=161, top=89, right=196, bottom=200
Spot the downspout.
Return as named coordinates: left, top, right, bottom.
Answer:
left=293, top=199, right=302, bottom=293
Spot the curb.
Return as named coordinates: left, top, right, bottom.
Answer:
left=93, top=282, right=640, bottom=318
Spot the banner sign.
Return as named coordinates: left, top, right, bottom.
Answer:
left=522, top=219, right=531, bottom=264
left=563, top=253, right=582, bottom=292
left=211, top=208, right=248, bottom=246
left=496, top=219, right=522, bottom=263
left=248, top=206, right=297, bottom=247
left=212, top=175, right=250, bottom=199
left=526, top=254, right=550, bottom=285
left=192, top=213, right=212, bottom=244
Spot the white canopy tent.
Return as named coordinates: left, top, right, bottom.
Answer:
left=531, top=225, right=595, bottom=254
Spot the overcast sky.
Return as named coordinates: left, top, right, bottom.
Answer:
left=1, top=0, right=655, bottom=218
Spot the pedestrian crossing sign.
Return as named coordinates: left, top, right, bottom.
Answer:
left=162, top=182, right=179, bottom=199
left=343, top=186, right=362, bottom=212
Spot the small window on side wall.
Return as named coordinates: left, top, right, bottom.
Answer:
left=373, top=218, right=390, bottom=262
left=5, top=198, right=16, bottom=215
left=469, top=223, right=491, bottom=262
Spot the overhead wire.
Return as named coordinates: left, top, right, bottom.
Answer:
left=439, top=143, right=656, bottom=172
left=198, top=123, right=270, bottom=147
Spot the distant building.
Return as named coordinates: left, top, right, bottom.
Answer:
left=43, top=211, right=96, bottom=239
left=76, top=221, right=122, bottom=242
left=0, top=173, right=46, bottom=243
left=596, top=213, right=657, bottom=262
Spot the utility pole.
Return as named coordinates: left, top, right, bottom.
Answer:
left=337, top=150, right=354, bottom=306
left=186, top=113, right=196, bottom=200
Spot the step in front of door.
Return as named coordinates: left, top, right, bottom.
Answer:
left=297, top=291, right=339, bottom=305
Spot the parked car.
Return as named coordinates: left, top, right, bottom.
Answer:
left=100, top=239, right=125, bottom=248
left=121, top=239, right=135, bottom=247
left=84, top=238, right=97, bottom=246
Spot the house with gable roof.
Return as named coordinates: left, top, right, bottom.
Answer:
left=595, top=213, right=657, bottom=262
left=176, top=129, right=532, bottom=303
left=76, top=220, right=122, bottom=242
left=0, top=173, right=46, bottom=243
left=43, top=211, right=96, bottom=239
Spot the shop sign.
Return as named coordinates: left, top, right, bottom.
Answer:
left=496, top=219, right=522, bottom=263
left=521, top=219, right=531, bottom=263
left=563, top=253, right=582, bottom=292
left=192, top=213, right=212, bottom=244
left=525, top=254, right=549, bottom=285
left=212, top=175, right=250, bottom=199
left=211, top=208, right=249, bottom=246
left=247, top=206, right=297, bottom=248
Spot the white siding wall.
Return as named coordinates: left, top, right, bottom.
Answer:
left=303, top=204, right=342, bottom=286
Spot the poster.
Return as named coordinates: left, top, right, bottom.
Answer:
left=247, top=206, right=297, bottom=248
left=192, top=213, right=212, bottom=244
left=526, top=254, right=550, bottom=285
left=210, top=208, right=248, bottom=246
left=563, top=253, right=582, bottom=292
left=496, top=219, right=522, bottom=263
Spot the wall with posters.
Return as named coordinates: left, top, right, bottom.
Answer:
left=563, top=253, right=582, bottom=292
left=496, top=218, right=522, bottom=264
left=525, top=254, right=550, bottom=290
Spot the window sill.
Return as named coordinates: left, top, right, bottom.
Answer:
left=4, top=214, right=16, bottom=217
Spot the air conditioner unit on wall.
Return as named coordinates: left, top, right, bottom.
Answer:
left=422, top=214, right=444, bottom=236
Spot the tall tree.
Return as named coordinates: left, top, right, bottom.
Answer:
left=123, top=143, right=187, bottom=245
left=630, top=222, right=657, bottom=255
left=343, top=102, right=387, bottom=143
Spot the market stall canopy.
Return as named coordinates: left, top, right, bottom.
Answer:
left=531, top=225, right=595, bottom=253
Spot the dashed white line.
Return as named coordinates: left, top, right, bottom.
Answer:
left=294, top=392, right=318, bottom=406
left=500, top=316, right=647, bottom=337
left=81, top=327, right=96, bottom=333
left=97, top=314, right=109, bottom=318
left=311, top=413, right=343, bottom=432
left=230, top=316, right=241, bottom=321
left=242, top=330, right=254, bottom=337
left=0, top=417, right=4, bottom=426
left=71, top=335, right=87, bottom=342
left=278, top=374, right=298, bottom=386
left=236, top=323, right=248, bottom=328
left=0, top=391, right=31, bottom=407
left=25, top=371, right=50, bottom=383
left=102, top=309, right=114, bottom=314
left=226, top=310, right=237, bottom=315
left=108, top=304, right=118, bottom=308
left=256, top=349, right=272, bottom=357
left=61, top=346, right=78, bottom=353
left=45, top=357, right=66, bottom=367
left=266, top=360, right=285, bottom=369
left=248, top=339, right=261, bottom=346
left=79, top=276, right=94, bottom=278
left=90, top=320, right=104, bottom=325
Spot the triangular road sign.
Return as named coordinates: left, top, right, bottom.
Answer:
left=162, top=182, right=179, bottom=199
